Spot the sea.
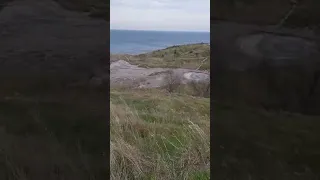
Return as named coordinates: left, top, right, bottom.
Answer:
left=110, top=29, right=210, bottom=55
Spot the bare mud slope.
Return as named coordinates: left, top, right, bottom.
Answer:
left=110, top=60, right=210, bottom=88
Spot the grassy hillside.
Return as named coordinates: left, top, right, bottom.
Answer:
left=111, top=43, right=210, bottom=70
left=110, top=89, right=210, bottom=179
left=110, top=44, right=210, bottom=179
left=110, top=41, right=320, bottom=179
left=0, top=87, right=209, bottom=179
left=110, top=87, right=320, bottom=179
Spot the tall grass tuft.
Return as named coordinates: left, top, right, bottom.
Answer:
left=110, top=90, right=210, bottom=180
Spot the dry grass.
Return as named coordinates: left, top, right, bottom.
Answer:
left=110, top=43, right=210, bottom=70
left=110, top=44, right=210, bottom=179
left=110, top=89, right=210, bottom=180
left=161, top=71, right=210, bottom=98
left=109, top=87, right=320, bottom=179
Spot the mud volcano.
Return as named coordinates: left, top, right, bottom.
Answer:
left=110, top=60, right=210, bottom=89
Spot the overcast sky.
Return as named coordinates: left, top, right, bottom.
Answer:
left=110, top=0, right=210, bottom=32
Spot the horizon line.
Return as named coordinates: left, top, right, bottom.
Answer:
left=110, top=28, right=210, bottom=33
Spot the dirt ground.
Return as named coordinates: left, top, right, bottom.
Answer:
left=110, top=60, right=209, bottom=88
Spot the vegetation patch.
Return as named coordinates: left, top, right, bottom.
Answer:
left=110, top=89, right=210, bottom=179
left=111, top=43, right=210, bottom=70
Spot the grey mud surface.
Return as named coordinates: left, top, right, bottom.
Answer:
left=110, top=60, right=210, bottom=88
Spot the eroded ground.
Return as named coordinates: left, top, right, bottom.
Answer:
left=110, top=60, right=209, bottom=88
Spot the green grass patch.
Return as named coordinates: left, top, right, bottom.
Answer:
left=111, top=43, right=210, bottom=70
left=110, top=88, right=210, bottom=179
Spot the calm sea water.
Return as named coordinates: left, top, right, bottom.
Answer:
left=110, top=30, right=210, bottom=54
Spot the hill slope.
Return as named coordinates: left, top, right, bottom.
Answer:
left=111, top=43, right=210, bottom=70
left=110, top=88, right=210, bottom=179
